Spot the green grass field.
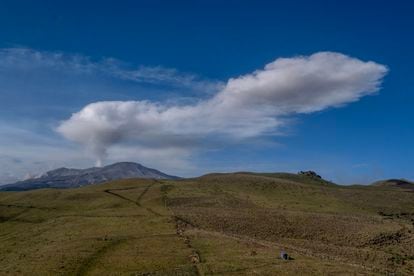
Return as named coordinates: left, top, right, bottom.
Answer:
left=1, top=173, right=414, bottom=275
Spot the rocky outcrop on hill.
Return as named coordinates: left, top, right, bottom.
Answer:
left=298, top=170, right=322, bottom=179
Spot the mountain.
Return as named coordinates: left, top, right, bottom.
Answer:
left=371, top=178, right=414, bottom=190
left=0, top=162, right=179, bottom=191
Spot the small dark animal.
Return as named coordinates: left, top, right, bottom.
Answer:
left=280, top=250, right=289, bottom=260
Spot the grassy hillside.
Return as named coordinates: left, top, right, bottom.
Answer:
left=1, top=173, right=414, bottom=275
left=371, top=179, right=414, bottom=191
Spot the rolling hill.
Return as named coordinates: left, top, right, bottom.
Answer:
left=371, top=178, right=414, bottom=190
left=1, top=172, right=414, bottom=275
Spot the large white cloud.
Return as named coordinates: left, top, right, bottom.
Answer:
left=57, top=52, right=388, bottom=166
left=0, top=47, right=224, bottom=181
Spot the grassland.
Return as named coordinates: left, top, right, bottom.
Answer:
left=1, top=173, right=414, bottom=275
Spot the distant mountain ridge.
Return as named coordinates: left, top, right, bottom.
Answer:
left=0, top=162, right=179, bottom=191
left=371, top=179, right=414, bottom=190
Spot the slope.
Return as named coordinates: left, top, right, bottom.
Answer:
left=1, top=173, right=414, bottom=275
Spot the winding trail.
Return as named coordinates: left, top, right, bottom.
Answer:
left=0, top=203, right=57, bottom=210
left=76, top=238, right=126, bottom=276
left=160, top=185, right=378, bottom=275
left=0, top=203, right=56, bottom=224
left=104, top=181, right=162, bottom=216
left=159, top=182, right=204, bottom=276
left=103, top=187, right=141, bottom=206
left=75, top=233, right=179, bottom=276
left=76, top=181, right=173, bottom=275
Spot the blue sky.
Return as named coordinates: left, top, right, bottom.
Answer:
left=0, top=0, right=413, bottom=184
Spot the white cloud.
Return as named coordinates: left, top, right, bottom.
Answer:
left=0, top=47, right=221, bottom=93
left=108, top=64, right=223, bottom=94
left=0, top=47, right=225, bottom=183
left=57, top=52, right=388, bottom=166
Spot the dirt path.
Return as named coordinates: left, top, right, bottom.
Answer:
left=104, top=181, right=162, bottom=216
left=173, top=216, right=204, bottom=276
left=158, top=183, right=204, bottom=276
left=170, top=219, right=378, bottom=274
left=74, top=182, right=174, bottom=275
left=76, top=238, right=127, bottom=276
left=74, top=184, right=154, bottom=276
left=75, top=233, right=180, bottom=276
left=0, top=203, right=57, bottom=224
left=0, top=203, right=57, bottom=210
left=103, top=187, right=141, bottom=206
left=77, top=181, right=204, bottom=275
left=161, top=185, right=378, bottom=275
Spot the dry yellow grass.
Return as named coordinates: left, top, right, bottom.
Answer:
left=1, top=173, right=414, bottom=275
